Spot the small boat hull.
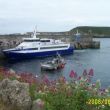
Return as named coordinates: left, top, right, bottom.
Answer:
left=3, top=47, right=74, bottom=60
left=41, top=64, right=57, bottom=70
left=41, top=55, right=66, bottom=71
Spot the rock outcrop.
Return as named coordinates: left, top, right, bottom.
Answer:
left=0, top=79, right=32, bottom=110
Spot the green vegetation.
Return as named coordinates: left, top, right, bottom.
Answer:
left=70, top=26, right=110, bottom=37
left=0, top=67, right=110, bottom=110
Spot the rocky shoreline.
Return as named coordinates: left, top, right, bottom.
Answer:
left=0, top=78, right=44, bottom=110
left=0, top=79, right=32, bottom=110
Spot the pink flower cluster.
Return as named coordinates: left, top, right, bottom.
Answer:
left=0, top=67, right=109, bottom=98
left=69, top=68, right=94, bottom=79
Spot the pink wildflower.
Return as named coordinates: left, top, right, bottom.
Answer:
left=99, top=89, right=106, bottom=95
left=49, top=86, right=57, bottom=93
left=88, top=69, right=94, bottom=76
left=43, top=75, right=50, bottom=84
left=86, top=78, right=91, bottom=83
left=77, top=76, right=81, bottom=80
left=92, top=84, right=96, bottom=88
left=59, top=76, right=66, bottom=83
left=100, top=92, right=105, bottom=95
left=85, top=87, right=92, bottom=91
left=51, top=80, right=56, bottom=85
left=99, top=88, right=105, bottom=92
left=83, top=69, right=87, bottom=76
left=69, top=70, right=77, bottom=78
left=36, top=99, right=45, bottom=108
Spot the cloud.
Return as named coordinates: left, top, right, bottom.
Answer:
left=0, top=0, right=110, bottom=33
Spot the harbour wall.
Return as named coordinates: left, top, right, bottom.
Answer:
left=0, top=32, right=100, bottom=57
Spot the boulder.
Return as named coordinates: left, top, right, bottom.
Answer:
left=0, top=78, right=32, bottom=110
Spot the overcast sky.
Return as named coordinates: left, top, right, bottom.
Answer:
left=0, top=0, right=110, bottom=34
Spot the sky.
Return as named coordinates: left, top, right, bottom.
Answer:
left=0, top=0, right=110, bottom=34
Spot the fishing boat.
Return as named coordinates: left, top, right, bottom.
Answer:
left=41, top=54, right=66, bottom=70
left=3, top=30, right=74, bottom=59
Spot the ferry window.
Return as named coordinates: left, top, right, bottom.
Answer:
left=40, top=46, right=68, bottom=49
left=24, top=48, right=38, bottom=50
left=40, top=40, right=50, bottom=42
left=15, top=47, right=38, bottom=51
left=24, top=40, right=40, bottom=42
left=29, top=48, right=38, bottom=50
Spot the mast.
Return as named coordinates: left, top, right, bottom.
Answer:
left=32, top=26, right=37, bottom=38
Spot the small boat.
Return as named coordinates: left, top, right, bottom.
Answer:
left=41, top=54, right=66, bottom=70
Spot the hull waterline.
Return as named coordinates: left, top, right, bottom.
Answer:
left=3, top=47, right=74, bottom=60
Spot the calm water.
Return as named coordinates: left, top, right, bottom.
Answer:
left=0, top=38, right=110, bottom=87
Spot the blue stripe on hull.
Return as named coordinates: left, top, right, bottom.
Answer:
left=3, top=47, right=74, bottom=59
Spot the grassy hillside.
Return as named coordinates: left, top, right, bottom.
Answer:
left=70, top=26, right=110, bottom=37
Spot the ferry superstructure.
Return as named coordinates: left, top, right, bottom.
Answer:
left=3, top=32, right=74, bottom=59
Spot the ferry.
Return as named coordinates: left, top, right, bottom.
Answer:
left=3, top=31, right=74, bottom=59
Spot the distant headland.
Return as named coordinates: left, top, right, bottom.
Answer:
left=70, top=26, right=110, bottom=38
left=1, top=26, right=110, bottom=38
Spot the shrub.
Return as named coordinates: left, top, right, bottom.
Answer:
left=0, top=67, right=110, bottom=110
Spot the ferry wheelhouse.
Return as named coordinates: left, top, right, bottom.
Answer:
left=3, top=32, right=74, bottom=59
